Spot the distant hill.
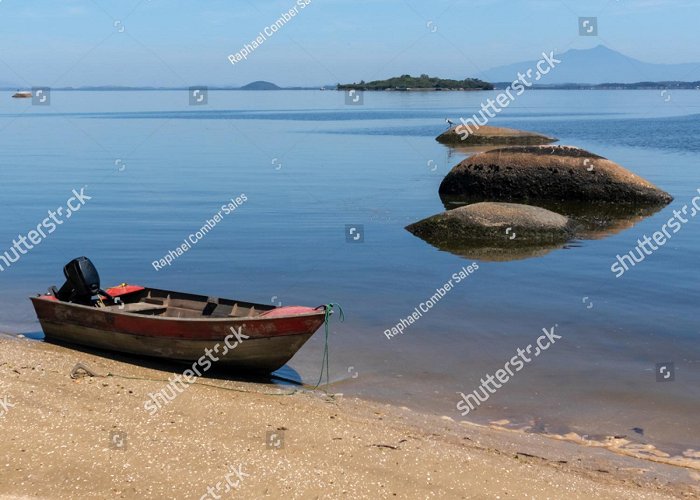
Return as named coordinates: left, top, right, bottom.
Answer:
left=338, top=74, right=493, bottom=91
left=239, top=81, right=281, bottom=90
left=483, top=45, right=700, bottom=85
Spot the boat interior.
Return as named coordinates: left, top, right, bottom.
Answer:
left=47, top=256, right=277, bottom=320
left=101, top=288, right=275, bottom=319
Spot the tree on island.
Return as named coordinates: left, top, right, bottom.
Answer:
left=338, top=74, right=493, bottom=91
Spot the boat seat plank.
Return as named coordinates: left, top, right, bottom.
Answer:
left=104, top=303, right=167, bottom=314
left=203, top=297, right=219, bottom=317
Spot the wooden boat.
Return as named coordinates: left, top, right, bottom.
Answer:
left=30, top=258, right=328, bottom=373
left=12, top=91, right=32, bottom=98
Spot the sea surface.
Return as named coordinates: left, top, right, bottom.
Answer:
left=1, top=89, right=698, bottom=457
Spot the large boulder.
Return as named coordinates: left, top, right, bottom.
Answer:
left=406, top=202, right=577, bottom=261
left=439, top=146, right=673, bottom=205
left=436, top=125, right=556, bottom=146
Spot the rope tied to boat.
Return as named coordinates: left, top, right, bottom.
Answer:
left=312, top=303, right=344, bottom=391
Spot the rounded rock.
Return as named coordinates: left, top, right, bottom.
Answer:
left=406, top=202, right=576, bottom=245
left=439, top=145, right=673, bottom=205
left=436, top=125, right=557, bottom=146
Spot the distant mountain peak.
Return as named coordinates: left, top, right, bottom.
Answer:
left=564, top=45, right=625, bottom=56
left=591, top=44, right=615, bottom=52
left=483, top=46, right=700, bottom=85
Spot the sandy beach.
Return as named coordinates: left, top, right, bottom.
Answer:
left=0, top=335, right=697, bottom=499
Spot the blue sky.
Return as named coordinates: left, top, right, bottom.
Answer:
left=0, top=0, right=698, bottom=87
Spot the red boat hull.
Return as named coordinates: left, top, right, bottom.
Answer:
left=30, top=290, right=327, bottom=373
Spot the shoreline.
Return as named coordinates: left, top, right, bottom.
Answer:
left=0, top=334, right=698, bottom=498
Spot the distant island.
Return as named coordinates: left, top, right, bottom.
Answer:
left=239, top=81, right=282, bottom=90
left=338, top=74, right=493, bottom=91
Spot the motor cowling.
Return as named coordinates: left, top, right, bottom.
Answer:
left=55, top=257, right=107, bottom=305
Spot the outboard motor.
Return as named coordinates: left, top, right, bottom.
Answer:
left=53, top=257, right=111, bottom=305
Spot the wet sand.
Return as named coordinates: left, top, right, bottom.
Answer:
left=0, top=335, right=698, bottom=499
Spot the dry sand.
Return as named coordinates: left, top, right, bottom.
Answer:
left=0, top=335, right=698, bottom=499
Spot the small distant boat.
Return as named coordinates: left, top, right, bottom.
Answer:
left=30, top=257, right=328, bottom=373
left=12, top=90, right=32, bottom=98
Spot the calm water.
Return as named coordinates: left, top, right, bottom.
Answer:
left=1, top=90, right=698, bottom=456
